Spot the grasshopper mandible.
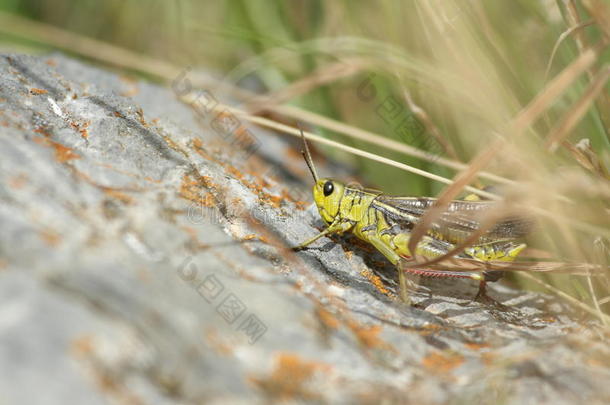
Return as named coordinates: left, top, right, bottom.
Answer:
left=294, top=130, right=531, bottom=303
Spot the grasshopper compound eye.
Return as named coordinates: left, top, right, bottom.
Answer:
left=323, top=181, right=334, bottom=196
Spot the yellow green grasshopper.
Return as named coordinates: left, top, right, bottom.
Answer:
left=293, top=130, right=532, bottom=303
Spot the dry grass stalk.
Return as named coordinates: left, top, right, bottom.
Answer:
left=407, top=41, right=607, bottom=260
left=546, top=67, right=610, bottom=152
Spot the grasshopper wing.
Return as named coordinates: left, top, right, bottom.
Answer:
left=373, top=196, right=533, bottom=245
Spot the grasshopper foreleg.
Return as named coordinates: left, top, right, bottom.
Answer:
left=293, top=220, right=353, bottom=251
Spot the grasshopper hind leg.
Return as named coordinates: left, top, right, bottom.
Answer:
left=397, top=270, right=410, bottom=304
left=398, top=264, right=508, bottom=305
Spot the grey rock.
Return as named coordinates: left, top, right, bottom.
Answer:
left=0, top=53, right=609, bottom=405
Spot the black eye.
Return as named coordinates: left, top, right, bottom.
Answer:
left=323, top=181, right=334, bottom=196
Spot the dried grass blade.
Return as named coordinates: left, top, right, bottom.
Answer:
left=402, top=89, right=459, bottom=160
left=422, top=258, right=607, bottom=275
left=519, top=272, right=610, bottom=325
left=243, top=58, right=366, bottom=115
left=543, top=20, right=594, bottom=83
left=546, top=67, right=610, bottom=152
left=407, top=41, right=606, bottom=261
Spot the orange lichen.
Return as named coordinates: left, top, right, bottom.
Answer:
left=180, top=226, right=211, bottom=250
left=40, top=228, right=61, bottom=246
left=315, top=306, right=340, bottom=330
left=191, top=138, right=226, bottom=167
left=481, top=352, right=496, bottom=366
left=29, top=88, right=48, bottom=95
left=226, top=165, right=245, bottom=181
left=250, top=352, right=330, bottom=401
left=279, top=189, right=307, bottom=210
left=201, top=194, right=215, bottom=207
left=192, top=137, right=307, bottom=211
left=422, top=352, right=465, bottom=373
left=33, top=136, right=80, bottom=163
left=135, top=108, right=147, bottom=127
left=180, top=173, right=215, bottom=205
left=191, top=137, right=206, bottom=152
left=73, top=336, right=146, bottom=405
left=347, top=320, right=385, bottom=349
left=360, top=269, right=392, bottom=296
left=179, top=176, right=201, bottom=203
left=8, top=174, right=27, bottom=189
left=586, top=357, right=607, bottom=368
left=225, top=165, right=285, bottom=209
left=242, top=234, right=263, bottom=242
left=71, top=335, right=95, bottom=356
left=464, top=342, right=490, bottom=351
left=204, top=329, right=234, bottom=355
left=33, top=128, right=51, bottom=137
left=161, top=135, right=182, bottom=154
left=70, top=121, right=90, bottom=139
left=102, top=188, right=133, bottom=205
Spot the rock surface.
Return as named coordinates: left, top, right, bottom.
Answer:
left=0, top=53, right=609, bottom=405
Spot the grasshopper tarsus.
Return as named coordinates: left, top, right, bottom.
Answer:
left=468, top=280, right=514, bottom=312
left=474, top=280, right=491, bottom=303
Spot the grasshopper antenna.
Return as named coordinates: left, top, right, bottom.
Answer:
left=299, top=127, right=319, bottom=182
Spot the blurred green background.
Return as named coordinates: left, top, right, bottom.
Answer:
left=1, top=0, right=608, bottom=195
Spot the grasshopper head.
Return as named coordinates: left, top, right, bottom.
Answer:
left=313, top=179, right=345, bottom=224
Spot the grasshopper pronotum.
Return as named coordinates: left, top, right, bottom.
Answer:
left=294, top=130, right=531, bottom=304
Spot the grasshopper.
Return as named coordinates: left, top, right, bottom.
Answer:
left=294, top=131, right=531, bottom=303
